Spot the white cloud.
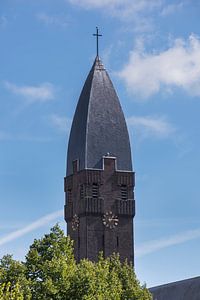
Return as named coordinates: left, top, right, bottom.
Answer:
left=127, top=115, right=175, bottom=139
left=161, top=2, right=184, bottom=16
left=119, top=34, right=200, bottom=98
left=0, top=132, right=52, bottom=142
left=136, top=227, right=200, bottom=258
left=36, top=13, right=69, bottom=27
left=0, top=210, right=63, bottom=246
left=0, top=222, right=31, bottom=231
left=0, top=15, right=8, bottom=28
left=49, top=114, right=72, bottom=132
left=68, top=0, right=162, bottom=21
left=67, top=0, right=186, bottom=32
left=68, top=0, right=161, bottom=12
left=4, top=81, right=55, bottom=102
left=0, top=129, right=52, bottom=142
left=0, top=130, right=10, bottom=141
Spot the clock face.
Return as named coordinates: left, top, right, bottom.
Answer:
left=71, top=214, right=79, bottom=231
left=102, top=211, right=119, bottom=229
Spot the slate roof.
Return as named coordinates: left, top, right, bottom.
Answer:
left=150, top=276, right=200, bottom=300
left=67, top=56, right=132, bottom=176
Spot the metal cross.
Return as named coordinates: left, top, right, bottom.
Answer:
left=93, top=27, right=102, bottom=57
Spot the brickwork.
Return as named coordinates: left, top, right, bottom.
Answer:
left=64, top=156, right=135, bottom=263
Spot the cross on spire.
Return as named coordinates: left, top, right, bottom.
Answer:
left=93, top=27, right=102, bottom=57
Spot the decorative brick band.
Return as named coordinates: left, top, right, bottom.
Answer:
left=80, top=196, right=104, bottom=214
left=115, top=199, right=135, bottom=216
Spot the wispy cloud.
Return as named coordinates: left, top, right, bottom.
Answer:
left=49, top=114, right=71, bottom=132
left=67, top=0, right=187, bottom=33
left=119, top=34, right=200, bottom=98
left=0, top=127, right=53, bottom=143
left=67, top=0, right=162, bottom=31
left=68, top=0, right=161, bottom=17
left=0, top=210, right=63, bottom=246
left=0, top=130, right=10, bottom=141
left=0, top=15, right=8, bottom=28
left=161, top=2, right=184, bottom=16
left=136, top=227, right=200, bottom=258
left=0, top=130, right=52, bottom=142
left=4, top=81, right=55, bottom=102
left=127, top=115, right=175, bottom=139
left=36, top=13, right=69, bottom=27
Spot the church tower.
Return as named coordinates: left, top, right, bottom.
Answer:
left=64, top=33, right=135, bottom=263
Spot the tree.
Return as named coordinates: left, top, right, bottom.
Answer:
left=0, top=282, right=25, bottom=300
left=25, top=224, right=76, bottom=300
left=69, top=253, right=151, bottom=300
left=0, top=255, right=31, bottom=299
left=0, top=225, right=152, bottom=300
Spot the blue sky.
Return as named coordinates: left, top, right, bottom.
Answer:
left=1, top=0, right=200, bottom=287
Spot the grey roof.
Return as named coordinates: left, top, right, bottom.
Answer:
left=150, top=276, right=200, bottom=300
left=67, top=56, right=132, bottom=176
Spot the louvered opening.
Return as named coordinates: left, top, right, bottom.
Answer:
left=121, top=184, right=128, bottom=200
left=67, top=189, right=72, bottom=203
left=80, top=184, right=84, bottom=200
left=92, top=183, right=99, bottom=198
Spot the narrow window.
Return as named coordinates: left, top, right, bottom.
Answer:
left=80, top=184, right=84, bottom=200
left=102, top=235, right=105, bottom=255
left=67, top=189, right=72, bottom=203
left=92, top=183, right=99, bottom=198
left=117, top=236, right=119, bottom=248
left=121, top=184, right=128, bottom=200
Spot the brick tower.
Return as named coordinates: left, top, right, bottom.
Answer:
left=64, top=55, right=135, bottom=263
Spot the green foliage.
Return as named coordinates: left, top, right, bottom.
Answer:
left=69, top=255, right=123, bottom=300
left=0, top=282, right=25, bottom=300
left=0, top=255, right=31, bottom=299
left=25, top=224, right=75, bottom=300
left=0, top=224, right=152, bottom=300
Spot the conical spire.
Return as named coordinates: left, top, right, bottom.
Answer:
left=67, top=57, right=132, bottom=176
